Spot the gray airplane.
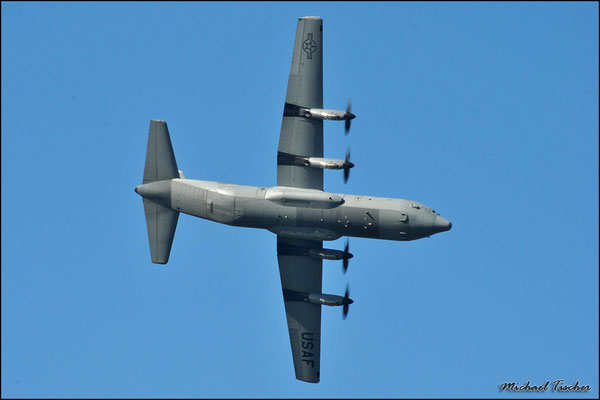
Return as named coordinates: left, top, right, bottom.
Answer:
left=135, top=16, right=451, bottom=383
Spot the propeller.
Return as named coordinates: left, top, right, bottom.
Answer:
left=344, top=98, right=354, bottom=135
left=342, top=238, right=353, bottom=273
left=342, top=285, right=353, bottom=319
left=343, top=147, right=354, bottom=184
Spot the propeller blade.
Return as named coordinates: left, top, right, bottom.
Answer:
left=344, top=98, right=352, bottom=135
left=343, top=239, right=350, bottom=273
left=343, top=147, right=351, bottom=184
left=343, top=285, right=351, bottom=319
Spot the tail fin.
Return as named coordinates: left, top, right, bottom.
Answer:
left=139, top=120, right=180, bottom=264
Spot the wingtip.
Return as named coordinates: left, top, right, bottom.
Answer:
left=297, top=376, right=320, bottom=383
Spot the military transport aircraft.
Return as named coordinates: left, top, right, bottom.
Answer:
left=135, top=16, right=452, bottom=383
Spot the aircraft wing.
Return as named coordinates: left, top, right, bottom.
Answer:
left=277, top=236, right=322, bottom=383
left=277, top=17, right=323, bottom=190
left=276, top=16, right=325, bottom=384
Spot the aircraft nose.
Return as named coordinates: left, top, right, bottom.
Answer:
left=435, top=215, right=452, bottom=232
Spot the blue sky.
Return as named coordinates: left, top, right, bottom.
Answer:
left=1, top=2, right=598, bottom=398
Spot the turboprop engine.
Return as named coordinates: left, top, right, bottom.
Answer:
left=277, top=152, right=354, bottom=171
left=283, top=99, right=355, bottom=134
left=303, top=156, right=353, bottom=170
left=300, top=108, right=354, bottom=121
left=307, top=293, right=350, bottom=307
left=283, top=289, right=353, bottom=307
left=282, top=287, right=354, bottom=319
left=307, top=248, right=351, bottom=261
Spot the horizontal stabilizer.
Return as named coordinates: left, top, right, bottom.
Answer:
left=143, top=198, right=179, bottom=264
left=143, top=120, right=179, bottom=183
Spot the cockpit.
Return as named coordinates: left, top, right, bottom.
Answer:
left=410, top=202, right=439, bottom=215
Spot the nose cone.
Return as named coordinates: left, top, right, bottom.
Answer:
left=349, top=112, right=356, bottom=120
left=434, top=215, right=452, bottom=232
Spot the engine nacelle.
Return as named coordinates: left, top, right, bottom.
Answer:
left=307, top=293, right=346, bottom=306
left=283, top=103, right=355, bottom=121
left=278, top=152, right=354, bottom=171
left=283, top=289, right=351, bottom=307
left=302, top=108, right=348, bottom=121
left=304, top=157, right=346, bottom=170
left=307, top=248, right=346, bottom=260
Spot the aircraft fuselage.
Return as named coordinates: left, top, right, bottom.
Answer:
left=135, top=179, right=452, bottom=242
